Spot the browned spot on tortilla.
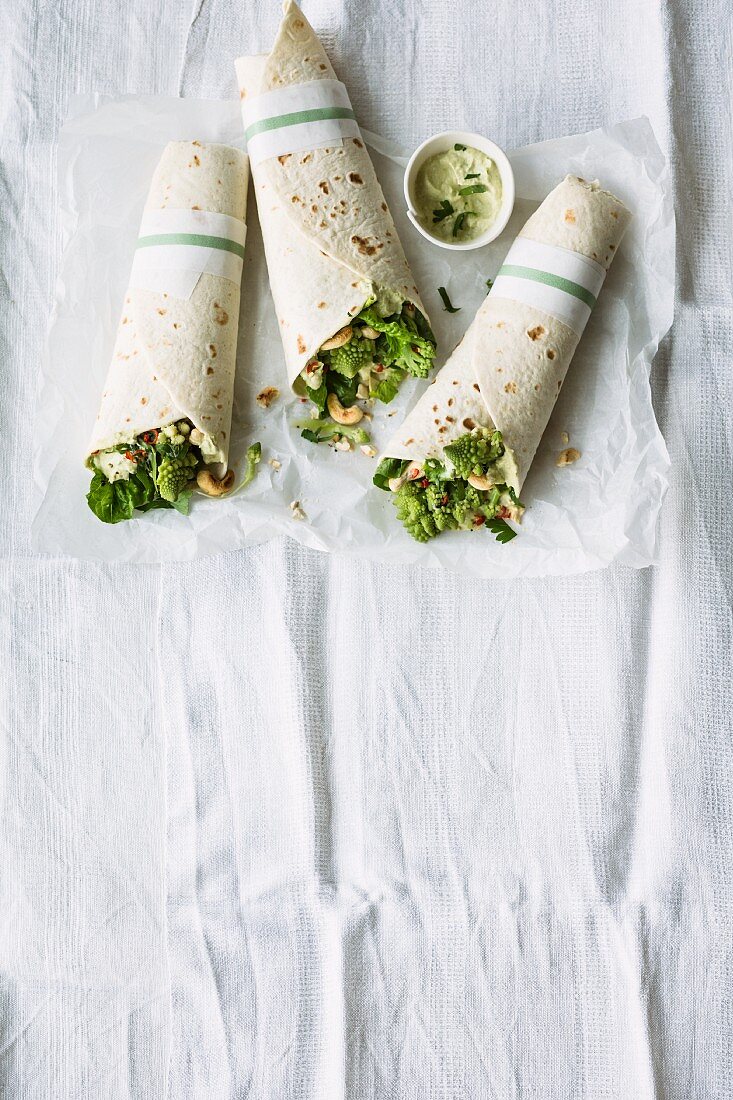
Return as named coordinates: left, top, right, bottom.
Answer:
left=294, top=18, right=304, bottom=27
left=557, top=380, right=562, bottom=389
left=297, top=335, right=306, bottom=354
left=351, top=235, right=382, bottom=256
left=319, top=181, right=330, bottom=194
left=122, top=316, right=129, bottom=324
left=496, top=367, right=503, bottom=373
left=330, top=212, right=337, bottom=218
left=348, top=173, right=363, bottom=184
left=193, top=155, right=200, bottom=166
left=405, top=438, right=414, bottom=445
left=173, top=323, right=179, bottom=330
left=319, top=63, right=327, bottom=70
left=163, top=293, right=168, bottom=299
left=564, top=208, right=576, bottom=223
left=527, top=325, right=546, bottom=341
left=125, top=417, right=130, bottom=422
left=239, top=89, right=246, bottom=99
left=206, top=367, right=214, bottom=375
left=334, top=175, right=342, bottom=182
left=446, top=416, right=455, bottom=423
left=353, top=138, right=364, bottom=147
left=535, top=383, right=541, bottom=391
left=301, top=154, right=312, bottom=164
left=473, top=383, right=480, bottom=392
left=496, top=321, right=505, bottom=328
left=278, top=154, right=292, bottom=165
left=317, top=301, right=327, bottom=309
left=434, top=419, right=440, bottom=425
left=453, top=380, right=459, bottom=385
left=213, top=305, right=229, bottom=325
left=547, top=349, right=556, bottom=360
left=504, top=382, right=517, bottom=394
left=432, top=405, right=438, bottom=412
left=216, top=404, right=223, bottom=410
left=311, top=204, right=318, bottom=213
left=463, top=418, right=475, bottom=429
left=140, top=396, right=148, bottom=405
left=611, top=210, right=619, bottom=219
left=157, top=308, right=166, bottom=316
left=208, top=344, right=217, bottom=358
left=438, top=426, right=448, bottom=434
left=448, top=397, right=454, bottom=407
left=609, top=243, right=616, bottom=250
left=381, top=202, right=387, bottom=212
left=192, top=140, right=201, bottom=147
left=291, top=195, right=302, bottom=204
left=591, top=252, right=598, bottom=259
left=351, top=281, right=358, bottom=288
left=319, top=220, right=327, bottom=228
left=191, top=204, right=201, bottom=210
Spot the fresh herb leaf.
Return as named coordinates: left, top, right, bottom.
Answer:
left=454, top=143, right=466, bottom=151
left=300, top=427, right=324, bottom=444
left=170, top=490, right=192, bottom=516
left=458, top=183, right=489, bottom=196
left=464, top=172, right=480, bottom=179
left=238, top=443, right=262, bottom=490
left=329, top=371, right=360, bottom=407
left=485, top=277, right=494, bottom=293
left=432, top=199, right=455, bottom=223
left=486, top=517, right=517, bottom=543
left=452, top=212, right=473, bottom=237
left=437, top=286, right=461, bottom=313
left=306, top=379, right=328, bottom=413
left=373, top=457, right=409, bottom=491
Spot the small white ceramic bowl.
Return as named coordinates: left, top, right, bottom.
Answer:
left=404, top=130, right=515, bottom=251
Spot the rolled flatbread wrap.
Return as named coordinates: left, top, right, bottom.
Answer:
left=235, top=0, right=435, bottom=447
left=86, top=141, right=251, bottom=522
left=376, top=176, right=631, bottom=542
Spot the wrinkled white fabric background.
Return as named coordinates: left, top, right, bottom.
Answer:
left=1, top=0, right=731, bottom=1097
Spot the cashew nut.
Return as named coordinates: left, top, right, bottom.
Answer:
left=556, top=447, right=581, bottom=467
left=359, top=324, right=381, bottom=340
left=467, top=473, right=496, bottom=491
left=388, top=475, right=407, bottom=492
left=189, top=428, right=205, bottom=445
left=327, top=392, right=363, bottom=425
left=320, top=325, right=353, bottom=351
left=196, top=469, right=235, bottom=496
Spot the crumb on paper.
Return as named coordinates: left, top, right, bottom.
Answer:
left=256, top=386, right=280, bottom=408
left=268, top=458, right=282, bottom=470
left=561, top=431, right=570, bottom=445
left=360, top=444, right=377, bottom=457
left=289, top=500, right=307, bottom=520
left=334, top=437, right=351, bottom=451
left=556, top=447, right=581, bottom=467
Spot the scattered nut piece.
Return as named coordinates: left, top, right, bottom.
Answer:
left=327, top=392, right=363, bottom=425
left=360, top=444, right=377, bottom=457
left=359, top=324, right=381, bottom=339
left=196, top=469, right=235, bottom=496
left=268, top=458, right=282, bottom=470
left=556, top=448, right=581, bottom=467
left=561, top=431, right=570, bottom=445
left=289, top=500, right=306, bottom=520
left=256, top=386, right=280, bottom=408
left=356, top=383, right=369, bottom=400
left=334, top=437, right=352, bottom=451
left=467, top=473, right=496, bottom=491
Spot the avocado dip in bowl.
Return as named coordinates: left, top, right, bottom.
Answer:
left=404, top=130, right=515, bottom=251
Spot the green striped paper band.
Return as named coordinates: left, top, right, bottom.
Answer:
left=244, top=105, right=357, bottom=141
left=497, top=264, right=597, bottom=310
left=136, top=233, right=246, bottom=260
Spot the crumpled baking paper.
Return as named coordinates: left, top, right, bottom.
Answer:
left=33, top=94, right=673, bottom=577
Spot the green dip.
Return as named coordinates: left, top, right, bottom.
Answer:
left=413, top=144, right=503, bottom=243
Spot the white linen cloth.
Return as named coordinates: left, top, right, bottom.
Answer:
left=1, top=0, right=731, bottom=1097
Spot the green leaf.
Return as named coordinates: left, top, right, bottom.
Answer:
left=454, top=143, right=466, bottom=151
left=452, top=211, right=474, bottom=238
left=485, top=277, right=494, bottom=293
left=458, top=183, right=489, bottom=195
left=371, top=367, right=404, bottom=404
left=329, top=371, right=360, bottom=406
left=432, top=199, right=454, bottom=223
left=171, top=490, right=192, bottom=516
left=305, top=379, right=328, bottom=413
left=373, top=457, right=409, bottom=491
left=438, top=286, right=461, bottom=313
left=485, top=517, right=517, bottom=543
left=464, top=172, right=480, bottom=179
left=86, top=472, right=136, bottom=524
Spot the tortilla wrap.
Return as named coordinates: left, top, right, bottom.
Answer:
left=381, top=176, right=631, bottom=493
left=87, top=141, right=249, bottom=473
left=235, top=0, right=428, bottom=388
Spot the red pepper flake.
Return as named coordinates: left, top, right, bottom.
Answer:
left=497, top=505, right=511, bottom=520
left=124, top=450, right=134, bottom=461
left=141, top=429, right=159, bottom=444
left=474, top=515, right=485, bottom=526
left=420, top=478, right=430, bottom=489
left=441, top=494, right=449, bottom=506
left=375, top=364, right=384, bottom=373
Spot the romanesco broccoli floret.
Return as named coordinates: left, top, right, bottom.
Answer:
left=329, top=334, right=373, bottom=377
left=450, top=481, right=484, bottom=528
left=157, top=452, right=197, bottom=502
left=425, top=482, right=458, bottom=532
left=394, top=480, right=438, bottom=542
left=443, top=427, right=504, bottom=479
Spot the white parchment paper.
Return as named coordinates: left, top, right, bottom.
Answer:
left=33, top=95, right=673, bottom=577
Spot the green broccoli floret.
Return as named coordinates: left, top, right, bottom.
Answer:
left=443, top=427, right=504, bottom=479
left=329, top=334, right=373, bottom=377
left=156, top=452, right=197, bottom=502
left=393, top=480, right=438, bottom=542
left=358, top=307, right=436, bottom=380
left=424, top=482, right=459, bottom=532
left=238, top=442, right=262, bottom=489
left=449, top=481, right=484, bottom=528
left=295, top=418, right=370, bottom=446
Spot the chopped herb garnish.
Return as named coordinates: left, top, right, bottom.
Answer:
left=486, top=517, right=517, bottom=543
left=485, top=278, right=494, bottom=292
left=432, top=199, right=455, bottom=223
left=452, top=211, right=472, bottom=237
left=458, top=183, right=489, bottom=196
left=454, top=143, right=466, bottom=151
left=437, top=286, right=460, bottom=313
left=464, top=172, right=480, bottom=179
